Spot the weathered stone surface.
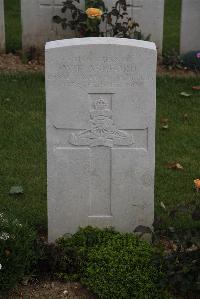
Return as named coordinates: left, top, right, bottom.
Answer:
left=180, top=0, right=200, bottom=54
left=105, top=0, right=164, bottom=53
left=21, top=0, right=83, bottom=51
left=46, top=38, right=156, bottom=242
left=0, top=0, right=5, bottom=52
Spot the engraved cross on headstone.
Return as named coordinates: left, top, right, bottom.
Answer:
left=58, top=93, right=148, bottom=220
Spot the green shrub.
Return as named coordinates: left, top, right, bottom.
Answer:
left=0, top=212, right=37, bottom=294
left=182, top=51, right=200, bottom=71
left=83, top=233, right=167, bottom=299
left=162, top=49, right=183, bottom=70
left=55, top=227, right=168, bottom=298
left=53, top=0, right=150, bottom=40
left=54, top=226, right=121, bottom=280
left=158, top=227, right=200, bottom=298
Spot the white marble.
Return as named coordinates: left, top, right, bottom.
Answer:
left=21, top=0, right=83, bottom=51
left=46, top=37, right=157, bottom=242
left=0, top=0, right=5, bottom=52
left=180, top=0, right=200, bottom=54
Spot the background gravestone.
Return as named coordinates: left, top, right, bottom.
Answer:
left=105, top=0, right=164, bottom=53
left=21, top=0, right=83, bottom=51
left=180, top=0, right=200, bottom=54
left=21, top=0, right=164, bottom=53
left=46, top=37, right=157, bottom=242
left=0, top=0, right=5, bottom=52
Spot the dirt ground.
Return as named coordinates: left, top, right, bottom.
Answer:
left=0, top=53, right=44, bottom=73
left=8, top=280, right=96, bottom=299
left=0, top=53, right=199, bottom=77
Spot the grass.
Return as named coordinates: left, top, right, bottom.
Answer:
left=3, top=0, right=181, bottom=54
left=156, top=76, right=200, bottom=230
left=163, top=0, right=182, bottom=53
left=0, top=73, right=200, bottom=233
left=4, top=0, right=21, bottom=53
left=0, top=73, right=46, bottom=231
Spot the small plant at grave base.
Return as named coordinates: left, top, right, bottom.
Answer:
left=53, top=0, right=150, bottom=40
left=20, top=46, right=44, bottom=65
left=0, top=212, right=37, bottom=294
left=50, top=227, right=169, bottom=298
left=153, top=201, right=200, bottom=299
left=49, top=227, right=122, bottom=281
left=153, top=226, right=200, bottom=299
left=162, top=49, right=184, bottom=70
left=182, top=51, right=200, bottom=71
left=82, top=236, right=169, bottom=299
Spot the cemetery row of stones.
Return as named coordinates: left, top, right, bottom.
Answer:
left=1, top=37, right=200, bottom=298
left=0, top=0, right=200, bottom=55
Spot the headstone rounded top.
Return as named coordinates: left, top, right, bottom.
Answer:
left=46, top=32, right=156, bottom=242
left=45, top=37, right=156, bottom=51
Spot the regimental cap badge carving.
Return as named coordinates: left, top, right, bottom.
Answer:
left=69, top=97, right=134, bottom=147
left=94, top=97, right=108, bottom=110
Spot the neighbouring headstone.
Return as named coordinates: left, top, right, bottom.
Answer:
left=21, top=0, right=84, bottom=51
left=180, top=0, right=200, bottom=54
left=21, top=0, right=164, bottom=53
left=46, top=37, right=156, bottom=242
left=105, top=0, right=164, bottom=53
left=0, top=0, right=5, bottom=52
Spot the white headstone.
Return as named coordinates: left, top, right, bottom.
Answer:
left=180, top=0, right=200, bottom=54
left=105, top=0, right=164, bottom=53
left=0, top=0, right=5, bottom=52
left=21, top=0, right=84, bottom=51
left=21, top=0, right=164, bottom=53
left=46, top=37, right=156, bottom=242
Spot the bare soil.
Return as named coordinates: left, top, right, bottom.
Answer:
left=0, top=53, right=43, bottom=73
left=8, top=280, right=96, bottom=299
left=157, top=64, right=199, bottom=77
left=0, top=53, right=200, bottom=77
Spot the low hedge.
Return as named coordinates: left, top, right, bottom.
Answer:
left=83, top=233, right=168, bottom=298
left=55, top=227, right=169, bottom=298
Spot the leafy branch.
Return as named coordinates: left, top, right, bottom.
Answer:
left=53, top=0, right=151, bottom=40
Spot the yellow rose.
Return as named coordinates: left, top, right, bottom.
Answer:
left=194, top=179, right=200, bottom=189
left=86, top=7, right=103, bottom=19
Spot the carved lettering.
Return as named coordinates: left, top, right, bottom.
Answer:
left=47, top=54, right=154, bottom=87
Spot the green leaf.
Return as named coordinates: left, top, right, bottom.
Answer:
left=9, top=186, right=24, bottom=195
left=162, top=124, right=169, bottom=129
left=160, top=201, right=166, bottom=210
